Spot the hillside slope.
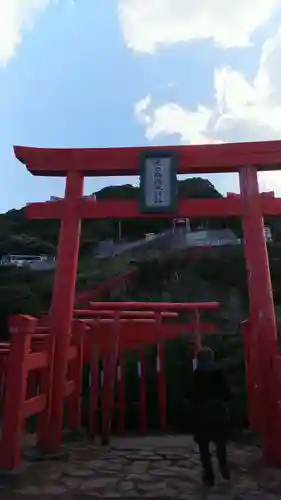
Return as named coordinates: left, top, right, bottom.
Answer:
left=2, top=176, right=281, bottom=338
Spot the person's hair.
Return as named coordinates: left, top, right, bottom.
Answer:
left=196, top=347, right=214, bottom=365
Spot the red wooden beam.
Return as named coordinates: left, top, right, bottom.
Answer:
left=25, top=197, right=281, bottom=220
left=74, top=310, right=178, bottom=319
left=68, top=346, right=77, bottom=361
left=110, top=323, right=216, bottom=349
left=78, top=198, right=243, bottom=219
left=22, top=395, right=47, bottom=419
left=65, top=380, right=75, bottom=397
left=14, top=141, right=281, bottom=176
left=83, top=322, right=216, bottom=355
left=26, top=352, right=49, bottom=371
left=26, top=200, right=63, bottom=219
left=26, top=198, right=242, bottom=219
left=89, top=301, right=220, bottom=311
left=84, top=318, right=173, bottom=325
left=260, top=198, right=281, bottom=215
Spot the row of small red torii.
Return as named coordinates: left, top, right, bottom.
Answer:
left=9, top=141, right=281, bottom=466
left=0, top=303, right=214, bottom=469
left=77, top=303, right=216, bottom=440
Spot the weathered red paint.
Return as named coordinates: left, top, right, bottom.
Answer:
left=88, top=335, right=99, bottom=438
left=25, top=195, right=281, bottom=220
left=82, top=321, right=216, bottom=358
left=66, top=320, right=86, bottom=432
left=192, top=309, right=202, bottom=356
left=41, top=171, right=84, bottom=454
left=14, top=141, right=281, bottom=176
left=75, top=310, right=179, bottom=318
left=117, top=350, right=125, bottom=435
left=241, top=320, right=261, bottom=432
left=139, top=348, right=147, bottom=435
left=240, top=166, right=280, bottom=464
left=0, top=316, right=37, bottom=469
left=101, top=314, right=119, bottom=444
left=89, top=301, right=220, bottom=311
left=155, top=312, right=167, bottom=433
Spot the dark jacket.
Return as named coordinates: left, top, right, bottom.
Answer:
left=189, top=362, right=231, bottom=441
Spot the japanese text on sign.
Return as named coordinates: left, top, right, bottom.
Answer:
left=153, top=161, right=164, bottom=204
left=140, top=152, right=178, bottom=213
left=144, top=157, right=171, bottom=208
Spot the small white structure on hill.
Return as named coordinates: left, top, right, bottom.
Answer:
left=264, top=226, right=272, bottom=242
left=172, top=218, right=191, bottom=232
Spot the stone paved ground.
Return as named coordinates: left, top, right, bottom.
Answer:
left=0, top=435, right=281, bottom=498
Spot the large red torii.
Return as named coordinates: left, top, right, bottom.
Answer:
left=14, top=140, right=281, bottom=464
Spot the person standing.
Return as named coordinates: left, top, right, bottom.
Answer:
left=188, top=347, right=231, bottom=487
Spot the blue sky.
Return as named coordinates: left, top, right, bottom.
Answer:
left=1, top=0, right=281, bottom=213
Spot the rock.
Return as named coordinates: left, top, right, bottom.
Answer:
left=60, top=476, right=84, bottom=488
left=144, top=454, right=163, bottom=461
left=164, top=454, right=183, bottom=461
left=80, top=476, right=119, bottom=491
left=169, top=478, right=200, bottom=491
left=126, top=453, right=145, bottom=460
left=150, top=460, right=170, bottom=468
left=138, top=480, right=167, bottom=491
left=151, top=469, right=172, bottom=477
left=47, top=468, right=63, bottom=481
left=179, top=495, right=199, bottom=499
left=104, top=461, right=124, bottom=471
left=126, top=473, right=152, bottom=481
left=138, top=450, right=155, bottom=457
left=15, top=486, right=40, bottom=495
left=101, top=491, right=121, bottom=497
left=67, top=468, right=94, bottom=477
left=178, top=460, right=194, bottom=468
left=165, top=465, right=187, bottom=475
left=206, top=495, right=229, bottom=500
left=84, top=459, right=106, bottom=469
left=143, top=491, right=174, bottom=498
left=119, top=480, right=134, bottom=491
left=176, top=469, right=200, bottom=484
left=42, top=485, right=67, bottom=495
left=129, top=460, right=149, bottom=474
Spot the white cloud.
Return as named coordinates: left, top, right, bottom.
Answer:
left=119, top=0, right=279, bottom=53
left=135, top=98, right=214, bottom=144
left=134, top=96, right=152, bottom=123
left=0, top=0, right=52, bottom=66
left=134, top=29, right=281, bottom=191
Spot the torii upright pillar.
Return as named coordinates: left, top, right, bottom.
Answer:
left=41, top=172, right=84, bottom=453
left=240, top=165, right=281, bottom=464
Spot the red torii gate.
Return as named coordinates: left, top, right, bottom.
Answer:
left=74, top=304, right=218, bottom=440
left=77, top=302, right=219, bottom=442
left=75, top=309, right=216, bottom=354
left=14, top=141, right=281, bottom=464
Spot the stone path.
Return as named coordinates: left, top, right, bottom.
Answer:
left=1, top=435, right=281, bottom=498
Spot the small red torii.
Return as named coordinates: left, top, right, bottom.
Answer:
left=14, top=140, right=281, bottom=465
left=75, top=303, right=219, bottom=442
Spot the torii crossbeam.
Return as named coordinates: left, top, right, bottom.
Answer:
left=14, top=141, right=281, bottom=465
